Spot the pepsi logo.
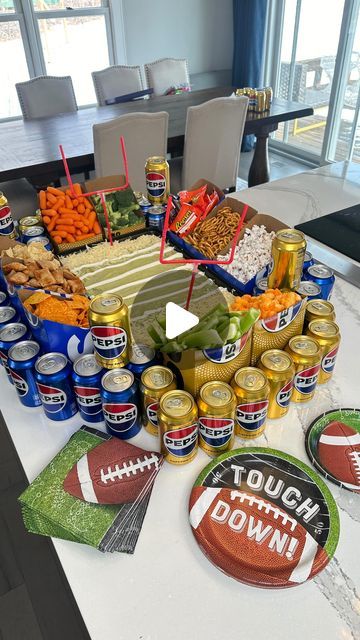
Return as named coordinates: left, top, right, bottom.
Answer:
left=199, top=417, right=234, bottom=447
left=37, top=383, right=67, bottom=413
left=25, top=307, right=39, bottom=327
left=0, top=205, right=14, bottom=233
left=261, top=301, right=302, bottom=332
left=164, top=424, right=198, bottom=457
left=74, top=385, right=102, bottom=415
left=204, top=331, right=250, bottom=363
left=103, top=403, right=137, bottom=432
left=91, top=326, right=127, bottom=359
left=67, top=332, right=93, bottom=362
left=146, top=171, right=166, bottom=198
left=146, top=401, right=159, bottom=427
left=10, top=371, right=28, bottom=397
left=322, top=346, right=338, bottom=374
left=294, top=365, right=320, bottom=395
left=276, top=380, right=293, bottom=408
left=236, top=400, right=269, bottom=432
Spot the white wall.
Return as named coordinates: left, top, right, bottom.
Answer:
left=119, top=0, right=233, bottom=74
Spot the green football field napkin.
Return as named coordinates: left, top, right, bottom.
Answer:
left=19, top=426, right=162, bottom=553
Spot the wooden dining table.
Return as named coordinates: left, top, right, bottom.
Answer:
left=0, top=87, right=313, bottom=187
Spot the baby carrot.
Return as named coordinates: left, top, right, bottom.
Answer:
left=73, top=183, right=82, bottom=196
left=88, top=211, right=96, bottom=230
left=42, top=208, right=57, bottom=217
left=47, top=216, right=58, bottom=232
left=53, top=235, right=63, bottom=244
left=77, top=232, right=95, bottom=240
left=43, top=216, right=51, bottom=225
left=59, top=207, right=76, bottom=216
left=53, top=198, right=65, bottom=212
left=65, top=195, right=73, bottom=209
left=47, top=186, right=64, bottom=197
left=77, top=204, right=85, bottom=214
left=39, top=190, right=46, bottom=210
left=93, top=221, right=101, bottom=235
left=66, top=233, right=76, bottom=243
left=72, top=199, right=79, bottom=207
left=56, top=225, right=76, bottom=233
left=82, top=197, right=92, bottom=209
left=47, top=192, right=57, bottom=204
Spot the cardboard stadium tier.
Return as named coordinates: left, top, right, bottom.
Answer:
left=164, top=327, right=253, bottom=397
left=19, top=289, right=92, bottom=363
left=250, top=298, right=307, bottom=365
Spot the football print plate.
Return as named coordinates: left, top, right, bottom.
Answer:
left=189, top=448, right=339, bottom=589
left=305, top=408, right=360, bottom=494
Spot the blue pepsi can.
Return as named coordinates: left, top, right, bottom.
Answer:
left=146, top=205, right=166, bottom=232
left=295, top=281, right=322, bottom=300
left=0, top=291, right=9, bottom=307
left=302, top=251, right=314, bottom=274
left=253, top=277, right=268, bottom=296
left=0, top=306, right=19, bottom=330
left=127, top=344, right=161, bottom=379
left=305, top=264, right=335, bottom=300
left=27, top=236, right=52, bottom=252
left=0, top=322, right=31, bottom=384
left=100, top=368, right=141, bottom=439
left=135, top=192, right=152, bottom=213
left=8, top=340, right=42, bottom=407
left=35, top=352, right=78, bottom=421
left=72, top=353, right=104, bottom=424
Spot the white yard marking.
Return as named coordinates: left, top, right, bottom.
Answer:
left=77, top=455, right=99, bottom=503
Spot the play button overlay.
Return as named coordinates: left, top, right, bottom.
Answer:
left=165, top=302, right=199, bottom=340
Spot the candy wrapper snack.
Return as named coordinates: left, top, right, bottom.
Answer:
left=20, top=289, right=93, bottom=362
left=170, top=182, right=221, bottom=237
left=231, top=291, right=306, bottom=365
left=148, top=304, right=259, bottom=397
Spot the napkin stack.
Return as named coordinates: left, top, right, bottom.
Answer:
left=19, top=426, right=163, bottom=553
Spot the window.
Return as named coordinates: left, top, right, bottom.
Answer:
left=0, top=2, right=30, bottom=118
left=0, top=0, right=114, bottom=119
left=265, top=0, right=360, bottom=164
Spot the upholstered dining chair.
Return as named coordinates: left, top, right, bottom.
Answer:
left=144, top=58, right=190, bottom=96
left=93, top=112, right=168, bottom=193
left=15, top=76, right=78, bottom=120
left=0, top=179, right=38, bottom=220
left=170, top=96, right=249, bottom=192
left=92, top=65, right=144, bottom=106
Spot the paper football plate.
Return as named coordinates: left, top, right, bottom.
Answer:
left=189, top=448, right=339, bottom=589
left=305, top=408, right=360, bottom=494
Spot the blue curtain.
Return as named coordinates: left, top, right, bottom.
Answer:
left=232, top=0, right=267, bottom=151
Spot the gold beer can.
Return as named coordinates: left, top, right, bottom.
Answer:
left=285, top=335, right=321, bottom=402
left=145, top=156, right=170, bottom=205
left=231, top=367, right=270, bottom=439
left=140, top=365, right=176, bottom=435
left=306, top=320, right=340, bottom=384
left=258, top=349, right=295, bottom=418
left=255, top=90, right=266, bottom=113
left=197, top=381, right=236, bottom=457
left=304, top=299, right=336, bottom=330
left=267, top=229, right=306, bottom=290
left=158, top=390, right=198, bottom=464
left=89, top=294, right=131, bottom=369
left=264, top=87, right=273, bottom=109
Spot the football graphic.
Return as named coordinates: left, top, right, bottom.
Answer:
left=189, top=486, right=328, bottom=588
left=63, top=438, right=162, bottom=504
left=317, top=420, right=360, bottom=491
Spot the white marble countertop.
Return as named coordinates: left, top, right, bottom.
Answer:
left=2, top=162, right=360, bottom=640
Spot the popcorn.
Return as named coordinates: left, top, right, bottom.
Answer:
left=219, top=225, right=275, bottom=283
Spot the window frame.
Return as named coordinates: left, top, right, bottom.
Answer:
left=0, top=0, right=118, bottom=121
left=264, top=0, right=360, bottom=165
